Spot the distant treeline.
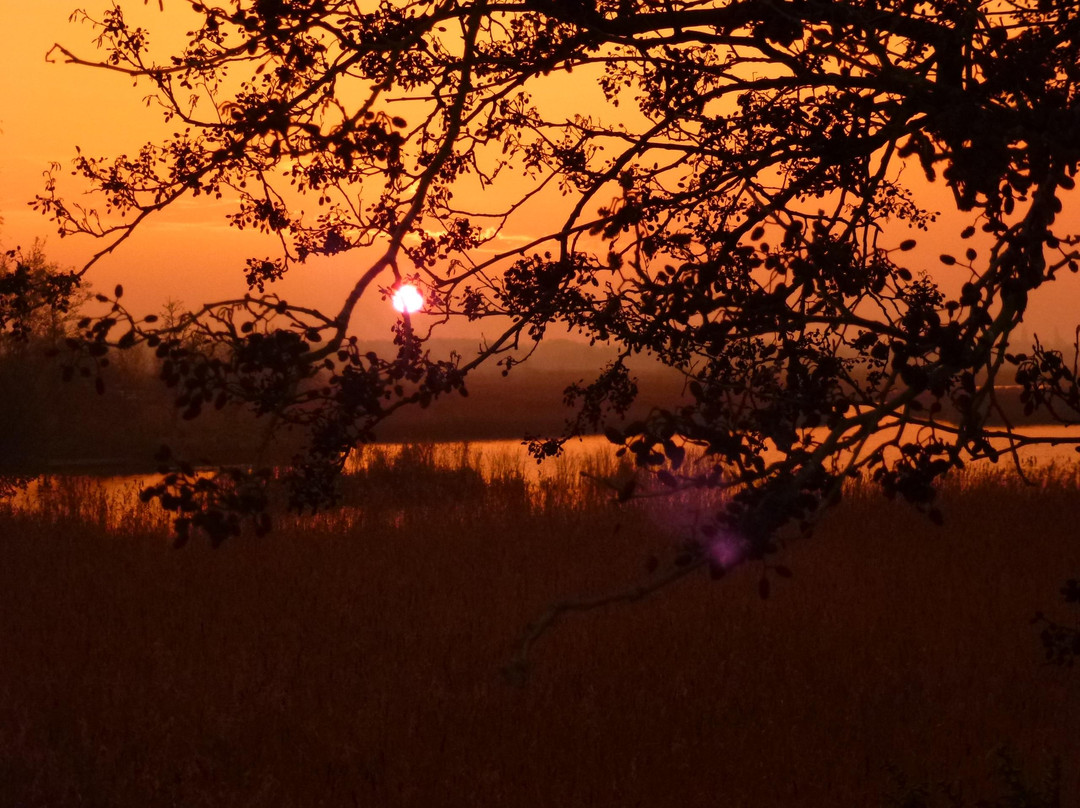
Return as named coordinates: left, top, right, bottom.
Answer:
left=0, top=333, right=1070, bottom=474
left=0, top=334, right=689, bottom=473
left=0, top=243, right=1068, bottom=471
left=0, top=240, right=670, bottom=471
left=0, top=342, right=284, bottom=473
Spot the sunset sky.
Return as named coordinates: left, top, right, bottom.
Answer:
left=2, top=1, right=1079, bottom=348
left=0, top=1, right=417, bottom=336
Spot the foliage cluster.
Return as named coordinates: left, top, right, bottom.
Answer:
left=31, top=0, right=1080, bottom=559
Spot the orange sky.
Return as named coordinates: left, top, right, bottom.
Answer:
left=2, top=2, right=1079, bottom=348
left=0, top=1, right=425, bottom=337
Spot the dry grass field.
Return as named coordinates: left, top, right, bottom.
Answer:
left=1, top=445, right=1078, bottom=806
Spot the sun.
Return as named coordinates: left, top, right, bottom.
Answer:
left=391, top=284, right=424, bottom=314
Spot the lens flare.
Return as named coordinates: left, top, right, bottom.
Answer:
left=391, top=284, right=423, bottom=314
left=707, top=534, right=749, bottom=571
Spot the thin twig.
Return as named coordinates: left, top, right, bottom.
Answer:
left=504, top=556, right=705, bottom=686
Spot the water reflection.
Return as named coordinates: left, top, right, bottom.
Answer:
left=4, top=427, right=1080, bottom=530
left=1, top=437, right=625, bottom=528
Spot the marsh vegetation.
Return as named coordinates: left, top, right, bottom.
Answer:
left=1, top=444, right=1077, bottom=806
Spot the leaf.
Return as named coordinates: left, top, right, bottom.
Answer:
left=664, top=441, right=686, bottom=469
left=172, top=518, right=191, bottom=549
left=114, top=284, right=124, bottom=299
left=899, top=239, right=917, bottom=251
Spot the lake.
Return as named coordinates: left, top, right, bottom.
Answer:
left=6, top=425, right=1080, bottom=530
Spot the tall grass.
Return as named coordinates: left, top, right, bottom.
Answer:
left=1, top=444, right=1078, bottom=806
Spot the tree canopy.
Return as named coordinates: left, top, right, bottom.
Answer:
left=30, top=0, right=1080, bottom=554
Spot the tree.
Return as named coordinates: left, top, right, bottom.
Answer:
left=0, top=241, right=81, bottom=351
left=35, top=1, right=1080, bottom=561
left=0, top=242, right=83, bottom=490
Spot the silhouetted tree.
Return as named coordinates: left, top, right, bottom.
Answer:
left=0, top=242, right=84, bottom=474
left=0, top=242, right=80, bottom=350
left=36, top=1, right=1080, bottom=564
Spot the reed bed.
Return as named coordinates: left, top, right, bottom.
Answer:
left=1, top=445, right=1077, bottom=806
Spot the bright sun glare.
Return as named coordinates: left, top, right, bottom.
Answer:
left=391, top=284, right=424, bottom=314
